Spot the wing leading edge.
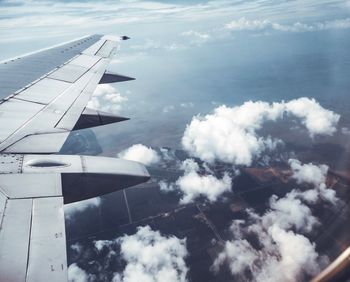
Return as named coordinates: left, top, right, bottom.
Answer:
left=0, top=35, right=150, bottom=281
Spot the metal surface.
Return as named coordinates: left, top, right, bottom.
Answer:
left=69, top=54, right=100, bottom=68
left=55, top=59, right=109, bottom=131
left=82, top=39, right=106, bottom=56
left=0, top=192, right=7, bottom=227
left=73, top=107, right=129, bottom=130
left=15, top=78, right=70, bottom=105
left=0, top=154, right=23, bottom=174
left=48, top=64, right=88, bottom=83
left=311, top=247, right=350, bottom=282
left=22, top=154, right=82, bottom=173
left=0, top=98, right=44, bottom=143
left=0, top=34, right=102, bottom=100
left=62, top=156, right=150, bottom=203
left=26, top=197, right=67, bottom=282
left=0, top=53, right=110, bottom=153
left=0, top=174, right=62, bottom=198
left=0, top=199, right=32, bottom=282
left=4, top=132, right=70, bottom=153
left=99, top=70, right=135, bottom=84
left=96, top=40, right=116, bottom=58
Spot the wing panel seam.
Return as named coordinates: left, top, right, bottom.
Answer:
left=25, top=199, right=33, bottom=282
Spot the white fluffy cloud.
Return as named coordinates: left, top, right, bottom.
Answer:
left=289, top=159, right=337, bottom=205
left=225, top=17, right=350, bottom=33
left=182, top=98, right=339, bottom=166
left=88, top=84, right=128, bottom=114
left=106, top=226, right=188, bottom=282
left=68, top=226, right=188, bottom=282
left=212, top=157, right=340, bottom=281
left=160, top=159, right=232, bottom=204
left=176, top=170, right=232, bottom=204
left=118, top=144, right=160, bottom=166
left=265, top=192, right=319, bottom=234
left=64, top=197, right=101, bottom=220
left=212, top=189, right=327, bottom=282
left=225, top=17, right=272, bottom=31
left=289, top=159, right=328, bottom=187
left=285, top=98, right=340, bottom=137
left=68, top=263, right=90, bottom=282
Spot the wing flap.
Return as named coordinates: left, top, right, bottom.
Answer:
left=0, top=195, right=67, bottom=282
left=4, top=132, right=70, bottom=153
left=0, top=174, right=62, bottom=198
left=82, top=38, right=107, bottom=56
left=54, top=59, right=109, bottom=131
left=96, top=40, right=116, bottom=58
left=0, top=99, right=44, bottom=143
left=69, top=54, right=100, bottom=68
left=14, top=78, right=71, bottom=105
left=48, top=64, right=88, bottom=83
left=0, top=198, right=32, bottom=282
left=26, top=197, right=67, bottom=282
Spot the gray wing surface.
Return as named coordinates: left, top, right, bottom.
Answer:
left=0, top=35, right=150, bottom=281
left=0, top=34, right=120, bottom=154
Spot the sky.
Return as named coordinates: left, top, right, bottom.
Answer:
left=1, top=0, right=350, bottom=58
left=2, top=1, right=350, bottom=281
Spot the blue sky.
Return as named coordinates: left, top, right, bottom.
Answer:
left=1, top=0, right=350, bottom=59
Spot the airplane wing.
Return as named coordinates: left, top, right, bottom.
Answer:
left=0, top=35, right=150, bottom=281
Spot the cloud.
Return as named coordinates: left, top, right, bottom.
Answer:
left=284, top=98, right=340, bottom=137
left=176, top=169, right=232, bottom=205
left=163, top=103, right=194, bottom=113
left=341, top=127, right=350, bottom=135
left=289, top=159, right=337, bottom=205
left=98, top=225, right=188, bottom=282
left=225, top=17, right=350, bottom=33
left=180, top=102, right=194, bottom=108
left=182, top=98, right=339, bottom=166
left=164, top=43, right=187, bottom=51
left=1, top=0, right=349, bottom=46
left=68, top=226, right=188, bottom=282
left=225, top=17, right=272, bottom=31
left=289, top=159, right=328, bottom=187
left=265, top=191, right=319, bottom=234
left=181, top=30, right=210, bottom=45
left=118, top=144, right=161, bottom=166
left=160, top=159, right=232, bottom=204
left=87, top=84, right=128, bottom=114
left=130, top=39, right=161, bottom=51
left=212, top=188, right=328, bottom=282
left=68, top=263, right=90, bottom=282
left=129, top=38, right=188, bottom=53
left=211, top=156, right=340, bottom=281
left=64, top=197, right=101, bottom=220
left=162, top=105, right=175, bottom=113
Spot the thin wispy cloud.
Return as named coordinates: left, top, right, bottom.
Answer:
left=225, top=17, right=350, bottom=33
left=1, top=0, right=349, bottom=45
